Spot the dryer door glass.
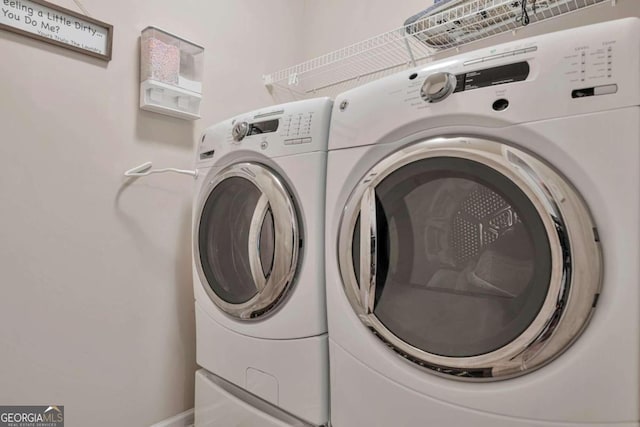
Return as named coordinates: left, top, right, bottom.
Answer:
left=356, top=158, right=552, bottom=357
left=339, top=137, right=601, bottom=379
left=196, top=163, right=300, bottom=320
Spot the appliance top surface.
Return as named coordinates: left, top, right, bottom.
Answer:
left=197, top=97, right=333, bottom=168
left=329, top=17, right=640, bottom=151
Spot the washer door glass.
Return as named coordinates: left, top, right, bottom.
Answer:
left=199, top=177, right=273, bottom=304
left=339, top=137, right=601, bottom=379
left=196, top=163, right=299, bottom=320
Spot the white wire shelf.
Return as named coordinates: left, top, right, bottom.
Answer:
left=264, top=0, right=615, bottom=99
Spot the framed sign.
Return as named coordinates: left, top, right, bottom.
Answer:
left=0, top=0, right=113, bottom=61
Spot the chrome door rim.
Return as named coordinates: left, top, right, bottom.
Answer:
left=195, top=162, right=300, bottom=320
left=337, top=136, right=602, bottom=380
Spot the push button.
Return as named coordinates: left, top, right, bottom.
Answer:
left=594, top=84, right=618, bottom=96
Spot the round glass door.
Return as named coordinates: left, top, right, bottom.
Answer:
left=195, top=163, right=300, bottom=320
left=339, top=137, right=601, bottom=380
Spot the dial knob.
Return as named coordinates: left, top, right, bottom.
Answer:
left=420, top=72, right=457, bottom=103
left=232, top=121, right=249, bottom=142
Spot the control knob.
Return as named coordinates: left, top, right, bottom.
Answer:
left=232, top=121, right=249, bottom=142
left=420, top=72, right=457, bottom=103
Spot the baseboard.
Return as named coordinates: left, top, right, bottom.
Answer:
left=149, top=408, right=194, bottom=427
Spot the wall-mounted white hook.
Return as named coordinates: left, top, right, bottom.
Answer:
left=124, top=162, right=198, bottom=178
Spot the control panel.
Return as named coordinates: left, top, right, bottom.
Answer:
left=232, top=119, right=280, bottom=142
left=229, top=111, right=316, bottom=145
left=399, top=21, right=627, bottom=110
left=280, top=112, right=314, bottom=145
left=563, top=43, right=614, bottom=84
left=405, top=60, right=532, bottom=108
left=197, top=97, right=332, bottom=165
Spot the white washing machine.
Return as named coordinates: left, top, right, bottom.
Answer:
left=325, top=18, right=639, bottom=427
left=193, top=98, right=332, bottom=426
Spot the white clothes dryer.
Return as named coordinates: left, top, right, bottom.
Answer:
left=194, top=98, right=332, bottom=426
left=325, top=18, right=639, bottom=427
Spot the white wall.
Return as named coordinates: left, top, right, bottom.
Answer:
left=0, top=1, right=302, bottom=426
left=301, top=0, right=433, bottom=59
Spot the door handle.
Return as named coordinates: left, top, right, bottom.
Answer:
left=248, top=194, right=269, bottom=292
left=359, top=186, right=377, bottom=314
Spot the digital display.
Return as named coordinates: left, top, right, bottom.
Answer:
left=249, top=119, right=279, bottom=135
left=454, top=62, right=530, bottom=93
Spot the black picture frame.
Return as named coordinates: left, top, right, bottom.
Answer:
left=0, top=0, right=113, bottom=61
